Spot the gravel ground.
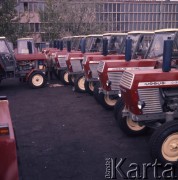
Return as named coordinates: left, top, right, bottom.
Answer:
left=0, top=78, right=176, bottom=180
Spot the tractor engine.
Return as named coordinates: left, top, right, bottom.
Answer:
left=162, top=88, right=178, bottom=112
left=17, top=60, right=35, bottom=71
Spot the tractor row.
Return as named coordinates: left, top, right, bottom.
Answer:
left=49, top=29, right=178, bottom=165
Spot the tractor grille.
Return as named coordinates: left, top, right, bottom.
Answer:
left=70, top=59, right=83, bottom=72
left=138, top=88, right=163, bottom=114
left=108, top=72, right=123, bottom=91
left=97, top=61, right=105, bottom=73
left=120, top=71, right=134, bottom=89
left=58, top=56, right=67, bottom=68
left=89, top=63, right=99, bottom=78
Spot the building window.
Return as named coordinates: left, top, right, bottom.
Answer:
left=35, top=23, right=39, bottom=32
left=24, top=2, right=28, bottom=11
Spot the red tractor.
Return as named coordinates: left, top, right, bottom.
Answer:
left=83, top=33, right=127, bottom=95
left=0, top=96, right=19, bottom=180
left=0, top=37, right=47, bottom=88
left=96, top=31, right=154, bottom=109
left=53, top=36, right=85, bottom=82
left=118, top=29, right=178, bottom=164
left=63, top=34, right=103, bottom=89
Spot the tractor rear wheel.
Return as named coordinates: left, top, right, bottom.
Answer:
left=115, top=98, right=147, bottom=135
left=74, top=74, right=86, bottom=93
left=28, top=71, right=47, bottom=88
left=60, top=70, right=69, bottom=85
left=84, top=81, right=95, bottom=95
left=150, top=120, right=178, bottom=164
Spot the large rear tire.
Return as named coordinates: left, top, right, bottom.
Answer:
left=115, top=98, right=147, bottom=136
left=150, top=120, right=178, bottom=164
left=28, top=71, right=47, bottom=89
left=74, top=74, right=86, bottom=93
left=84, top=81, right=95, bottom=95
left=60, top=70, right=69, bottom=85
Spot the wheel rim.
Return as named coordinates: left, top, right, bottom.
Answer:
left=162, top=133, right=178, bottom=162
left=89, top=82, right=94, bottom=91
left=32, top=74, right=44, bottom=87
left=104, top=95, right=117, bottom=106
left=78, top=77, right=85, bottom=90
left=64, top=72, right=69, bottom=83
left=126, top=117, right=145, bottom=131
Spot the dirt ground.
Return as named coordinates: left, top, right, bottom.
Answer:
left=1, top=78, right=175, bottom=180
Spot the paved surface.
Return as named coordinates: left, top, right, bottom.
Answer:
left=0, top=79, right=175, bottom=180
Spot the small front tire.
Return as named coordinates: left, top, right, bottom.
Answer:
left=60, top=70, right=69, bottom=85
left=115, top=98, right=147, bottom=136
left=84, top=81, right=95, bottom=95
left=74, top=74, right=86, bottom=93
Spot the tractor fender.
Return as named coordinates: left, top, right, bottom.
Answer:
left=26, top=69, right=45, bottom=81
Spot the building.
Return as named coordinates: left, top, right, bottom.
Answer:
left=16, top=0, right=178, bottom=42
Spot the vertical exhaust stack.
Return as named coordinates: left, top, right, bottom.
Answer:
left=59, top=40, right=63, bottom=51
left=102, top=38, right=108, bottom=56
left=162, top=37, right=173, bottom=72
left=125, top=38, right=132, bottom=61
left=67, top=40, right=71, bottom=52
left=81, top=38, right=86, bottom=54
left=27, top=41, right=33, bottom=54
left=53, top=40, right=57, bottom=48
left=56, top=40, right=60, bottom=49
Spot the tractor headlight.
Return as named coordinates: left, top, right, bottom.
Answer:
left=137, top=101, right=145, bottom=110
left=118, top=91, right=122, bottom=97
left=106, top=80, right=111, bottom=87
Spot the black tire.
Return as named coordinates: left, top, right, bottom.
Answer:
left=28, top=71, right=47, bottom=89
left=68, top=74, right=75, bottom=86
left=93, top=82, right=101, bottom=103
left=84, top=81, right=95, bottom=95
left=150, top=120, right=178, bottom=164
left=74, top=74, right=86, bottom=93
left=99, top=94, right=118, bottom=110
left=60, top=70, right=69, bottom=85
left=115, top=98, right=147, bottom=136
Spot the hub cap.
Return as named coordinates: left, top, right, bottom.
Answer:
left=104, top=95, right=117, bottom=106
left=78, top=77, right=85, bottom=90
left=126, top=117, right=145, bottom=131
left=162, top=133, right=178, bottom=162
left=32, top=74, right=44, bottom=87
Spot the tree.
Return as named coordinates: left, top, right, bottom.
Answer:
left=39, top=0, right=105, bottom=41
left=0, top=0, right=23, bottom=44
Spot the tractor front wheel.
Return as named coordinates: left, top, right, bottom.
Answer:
left=28, top=71, right=47, bottom=88
left=99, top=94, right=117, bottom=110
left=115, top=98, right=147, bottom=135
left=60, top=70, right=69, bottom=85
left=74, top=74, right=86, bottom=93
left=68, top=74, right=75, bottom=86
left=150, top=120, right=178, bottom=164
left=84, top=81, right=95, bottom=95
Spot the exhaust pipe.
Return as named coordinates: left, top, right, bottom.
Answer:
left=59, top=40, right=63, bottom=51
left=162, top=37, right=173, bottom=72
left=27, top=41, right=33, bottom=54
left=81, top=38, right=86, bottom=53
left=102, top=38, right=108, bottom=56
left=125, top=37, right=132, bottom=61
left=67, top=40, right=71, bottom=52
